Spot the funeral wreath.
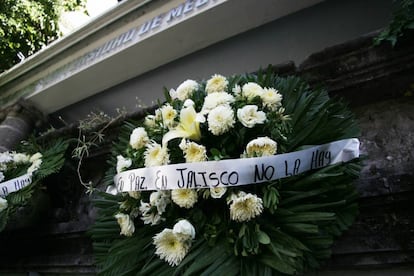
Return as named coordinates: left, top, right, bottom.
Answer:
left=0, top=139, right=68, bottom=232
left=91, top=70, right=361, bottom=275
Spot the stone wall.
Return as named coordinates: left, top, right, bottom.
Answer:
left=0, top=31, right=413, bottom=275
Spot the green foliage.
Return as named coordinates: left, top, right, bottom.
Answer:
left=90, top=72, right=361, bottom=275
left=374, top=0, right=414, bottom=46
left=0, top=0, right=86, bottom=73
left=0, top=138, right=69, bottom=232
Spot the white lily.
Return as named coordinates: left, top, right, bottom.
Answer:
left=162, top=105, right=204, bottom=146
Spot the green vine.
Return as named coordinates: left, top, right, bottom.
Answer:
left=374, top=0, right=414, bottom=46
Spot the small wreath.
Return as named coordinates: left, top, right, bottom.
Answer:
left=91, top=70, right=361, bottom=275
left=0, top=139, right=68, bottom=231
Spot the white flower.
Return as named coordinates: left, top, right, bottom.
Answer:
left=245, top=137, right=277, bottom=157
left=170, top=79, right=199, bottom=101
left=139, top=200, right=164, bottom=225
left=144, top=115, right=157, bottom=128
left=150, top=190, right=171, bottom=214
left=13, top=153, right=30, bottom=163
left=261, top=87, right=282, bottom=110
left=115, top=213, right=135, bottom=237
left=153, top=228, right=191, bottom=266
left=116, top=155, right=132, bottom=173
left=171, top=189, right=198, bottom=208
left=29, top=152, right=42, bottom=162
left=144, top=141, right=170, bottom=167
left=207, top=105, right=235, bottom=135
left=0, top=152, right=12, bottom=164
left=141, top=211, right=164, bottom=225
left=232, top=84, right=241, bottom=95
left=154, top=108, right=163, bottom=121
left=201, top=92, right=235, bottom=114
left=228, top=191, right=263, bottom=222
left=0, top=172, right=4, bottom=183
left=237, top=105, right=266, bottom=128
left=210, top=187, right=227, bottom=199
left=0, top=197, right=7, bottom=212
left=162, top=105, right=203, bottom=146
left=139, top=201, right=164, bottom=225
left=129, top=127, right=149, bottom=150
left=173, top=219, right=196, bottom=239
left=179, top=140, right=207, bottom=163
left=205, top=74, right=228, bottom=94
left=160, top=104, right=178, bottom=129
left=183, top=99, right=195, bottom=108
left=242, top=82, right=264, bottom=100
left=139, top=201, right=151, bottom=213
left=27, top=159, right=42, bottom=175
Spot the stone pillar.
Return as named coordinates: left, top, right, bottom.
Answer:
left=0, top=102, right=43, bottom=152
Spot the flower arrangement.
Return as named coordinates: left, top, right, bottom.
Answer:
left=91, top=71, right=361, bottom=275
left=0, top=139, right=68, bottom=231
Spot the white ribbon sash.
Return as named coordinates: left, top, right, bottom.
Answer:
left=0, top=173, right=32, bottom=197
left=107, top=138, right=360, bottom=194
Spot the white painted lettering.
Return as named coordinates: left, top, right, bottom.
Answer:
left=138, top=20, right=151, bottom=35
left=195, top=0, right=208, bottom=8
left=151, top=14, right=164, bottom=30
left=183, top=0, right=195, bottom=14
left=166, top=4, right=183, bottom=22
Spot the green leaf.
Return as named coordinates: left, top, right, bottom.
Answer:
left=260, top=255, right=297, bottom=275
left=282, top=223, right=319, bottom=234
left=257, top=230, right=271, bottom=244
left=183, top=242, right=226, bottom=276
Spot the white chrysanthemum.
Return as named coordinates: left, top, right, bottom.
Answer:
left=170, top=80, right=199, bottom=101
left=228, top=191, right=263, bottom=222
left=173, top=219, right=196, bottom=239
left=0, top=171, right=4, bottom=183
left=205, top=74, right=228, bottom=94
left=261, top=87, right=283, bottom=110
left=115, top=213, right=135, bottom=237
left=129, top=127, right=149, bottom=150
left=116, top=155, right=132, bottom=173
left=144, top=141, right=170, bottom=167
left=27, top=159, right=42, bottom=175
left=201, top=92, right=235, bottom=114
left=242, top=82, right=264, bottom=100
left=207, top=105, right=235, bottom=136
left=153, top=229, right=191, bottom=266
left=161, top=104, right=178, bottom=129
left=210, top=187, right=227, bottom=199
left=180, top=140, right=207, bottom=163
left=13, top=153, right=30, bottom=163
left=139, top=201, right=164, bottom=225
left=150, top=190, right=171, bottom=214
left=237, top=105, right=266, bottom=128
left=246, top=137, right=277, bottom=157
left=171, top=189, right=198, bottom=208
left=0, top=197, right=7, bottom=212
left=29, top=152, right=42, bottom=162
left=0, top=152, right=12, bottom=164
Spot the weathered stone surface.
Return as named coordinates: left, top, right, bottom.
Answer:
left=0, top=115, right=33, bottom=152
left=0, top=101, right=45, bottom=152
